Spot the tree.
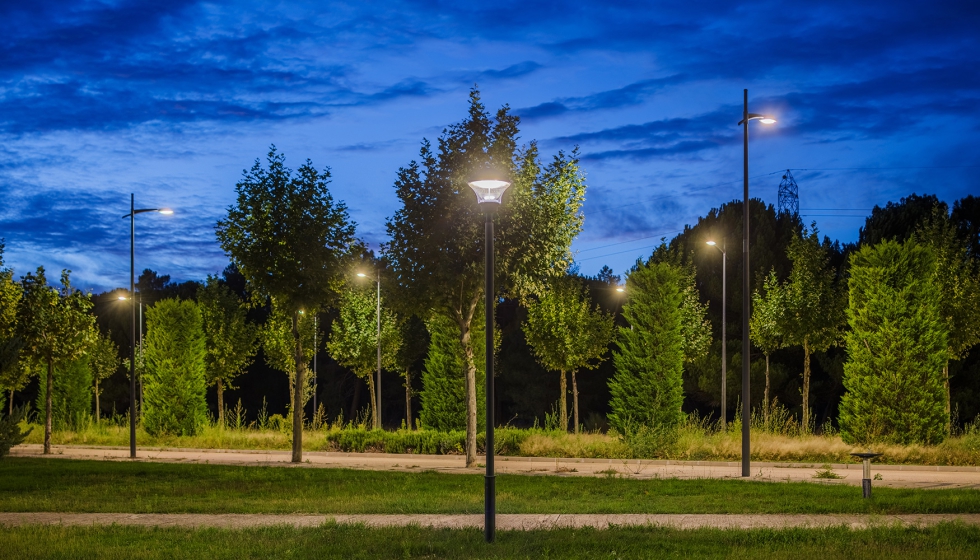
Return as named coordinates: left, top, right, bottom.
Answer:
left=781, top=225, right=845, bottom=429
left=913, top=207, right=980, bottom=427
left=839, top=240, right=948, bottom=445
left=524, top=277, right=613, bottom=433
left=384, top=89, right=586, bottom=465
left=326, top=287, right=400, bottom=429
left=608, top=260, right=686, bottom=435
left=0, top=242, right=25, bottom=414
left=260, top=303, right=318, bottom=416
left=418, top=311, right=488, bottom=432
left=142, top=298, right=208, bottom=436
left=35, top=356, right=91, bottom=430
left=216, top=146, right=357, bottom=462
left=393, top=315, right=429, bottom=430
left=199, top=275, right=259, bottom=425
left=859, top=193, right=945, bottom=247
left=17, top=268, right=95, bottom=453
left=751, top=270, right=787, bottom=420
left=678, top=272, right=712, bottom=365
left=88, top=331, right=121, bottom=422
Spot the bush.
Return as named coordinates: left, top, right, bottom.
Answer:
left=0, top=406, right=31, bottom=459
left=143, top=299, right=208, bottom=436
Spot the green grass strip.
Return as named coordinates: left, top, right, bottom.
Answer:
left=2, top=458, right=980, bottom=515
left=2, top=523, right=979, bottom=559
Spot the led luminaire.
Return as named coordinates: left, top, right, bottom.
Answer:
left=468, top=179, right=511, bottom=204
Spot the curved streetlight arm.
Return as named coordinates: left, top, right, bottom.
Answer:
left=738, top=113, right=776, bottom=125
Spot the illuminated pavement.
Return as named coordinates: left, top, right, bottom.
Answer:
left=11, top=444, right=980, bottom=489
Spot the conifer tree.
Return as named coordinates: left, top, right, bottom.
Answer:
left=608, top=260, right=686, bottom=435
left=419, top=311, right=487, bottom=432
left=143, top=298, right=207, bottom=436
left=838, top=240, right=948, bottom=445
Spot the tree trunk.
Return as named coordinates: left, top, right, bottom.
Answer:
left=44, top=357, right=53, bottom=455
left=802, top=339, right=811, bottom=433
left=405, top=370, right=413, bottom=430
left=291, top=311, right=305, bottom=463
left=457, top=298, right=479, bottom=468
left=944, top=362, right=951, bottom=433
left=764, top=353, right=770, bottom=423
left=217, top=378, right=224, bottom=428
left=367, top=370, right=378, bottom=430
left=95, top=380, right=100, bottom=424
left=571, top=370, right=580, bottom=435
left=348, top=378, right=361, bottom=424
left=9, top=389, right=13, bottom=416
left=559, top=370, right=568, bottom=432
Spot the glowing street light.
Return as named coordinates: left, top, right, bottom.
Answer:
left=737, top=90, right=775, bottom=477
left=468, top=168, right=511, bottom=544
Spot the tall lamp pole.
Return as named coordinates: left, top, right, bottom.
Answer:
left=468, top=172, right=511, bottom=544
left=122, top=194, right=172, bottom=459
left=706, top=240, right=727, bottom=431
left=737, top=90, right=776, bottom=477
left=357, top=271, right=383, bottom=430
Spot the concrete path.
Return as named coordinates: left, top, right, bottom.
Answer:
left=11, top=444, right=980, bottom=489
left=3, top=512, right=980, bottom=531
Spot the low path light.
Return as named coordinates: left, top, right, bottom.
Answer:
left=850, top=451, right=883, bottom=498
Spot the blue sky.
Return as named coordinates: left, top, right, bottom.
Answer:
left=1, top=0, right=977, bottom=292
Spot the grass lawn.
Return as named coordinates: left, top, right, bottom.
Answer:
left=2, top=457, right=979, bottom=515
left=2, top=523, right=979, bottom=559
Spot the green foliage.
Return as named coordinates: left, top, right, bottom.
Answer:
left=35, top=356, right=92, bottom=430
left=143, top=299, right=208, bottom=436
left=0, top=406, right=30, bottom=459
left=327, top=287, right=400, bottom=427
left=384, top=89, right=587, bottom=462
left=608, top=260, right=686, bottom=435
left=0, top=242, right=26, bottom=403
left=524, top=276, right=613, bottom=431
left=751, top=270, right=788, bottom=416
left=782, top=225, right=845, bottom=426
left=419, top=312, right=486, bottom=432
left=677, top=272, right=712, bottom=363
left=260, top=303, right=317, bottom=413
left=199, top=275, right=258, bottom=420
left=216, top=145, right=357, bottom=459
left=88, top=330, right=120, bottom=420
left=839, top=240, right=948, bottom=445
left=17, top=268, right=95, bottom=451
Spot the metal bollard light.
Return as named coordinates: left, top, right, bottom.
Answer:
left=850, top=451, right=883, bottom=498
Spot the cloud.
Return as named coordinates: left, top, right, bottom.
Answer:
left=516, top=75, right=686, bottom=121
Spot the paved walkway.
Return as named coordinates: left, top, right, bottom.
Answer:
left=11, top=444, right=980, bottom=489
left=3, top=512, right=980, bottom=530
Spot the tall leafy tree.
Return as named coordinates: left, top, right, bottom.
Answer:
left=384, top=89, right=586, bottom=465
left=216, top=146, right=356, bottom=462
left=782, top=225, right=845, bottom=429
left=524, top=277, right=613, bottom=433
left=608, top=260, right=686, bottom=435
left=88, top=331, right=121, bottom=422
left=913, top=207, right=980, bottom=426
left=17, top=268, right=95, bottom=453
left=260, top=304, right=318, bottom=416
left=326, top=287, right=400, bottom=429
left=199, top=275, right=259, bottom=425
left=751, top=270, right=787, bottom=420
left=143, top=299, right=208, bottom=436
left=839, top=240, right=948, bottom=444
left=0, top=243, right=25, bottom=414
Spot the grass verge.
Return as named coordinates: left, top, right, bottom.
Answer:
left=1, top=523, right=979, bottom=559
left=2, top=458, right=979, bottom=515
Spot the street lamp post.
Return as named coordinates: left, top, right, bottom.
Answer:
left=122, top=194, right=172, bottom=459
left=737, top=89, right=775, bottom=477
left=468, top=172, right=511, bottom=544
left=357, top=271, right=382, bottom=430
left=706, top=240, right=727, bottom=431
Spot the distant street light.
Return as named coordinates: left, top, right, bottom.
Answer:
left=469, top=170, right=511, bottom=544
left=122, top=194, right=172, bottom=459
left=706, top=240, right=727, bottom=431
left=356, top=270, right=382, bottom=430
left=738, top=90, right=776, bottom=477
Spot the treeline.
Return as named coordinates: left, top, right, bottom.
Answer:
left=2, top=89, right=979, bottom=461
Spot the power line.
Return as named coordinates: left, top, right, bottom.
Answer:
left=576, top=229, right=684, bottom=254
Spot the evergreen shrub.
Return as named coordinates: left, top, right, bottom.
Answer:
left=418, top=312, right=485, bottom=432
